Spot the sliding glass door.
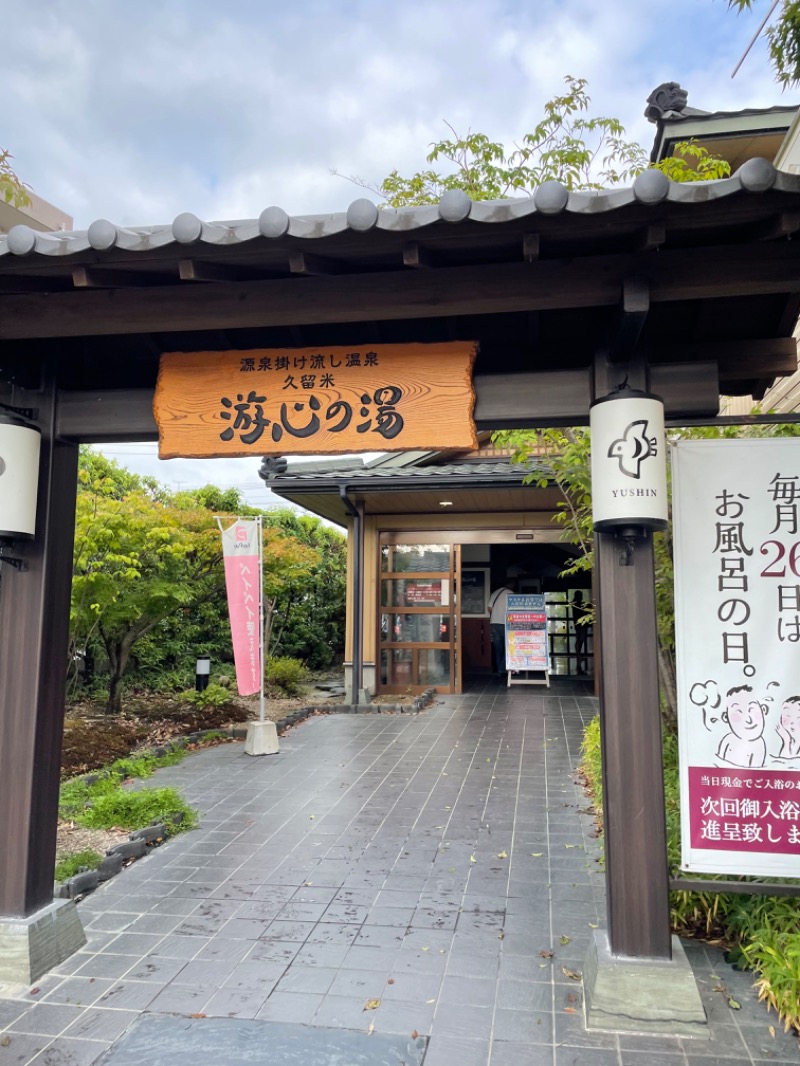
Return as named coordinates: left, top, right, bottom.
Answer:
left=378, top=539, right=457, bottom=693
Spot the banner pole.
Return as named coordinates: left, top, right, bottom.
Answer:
left=258, top=514, right=265, bottom=723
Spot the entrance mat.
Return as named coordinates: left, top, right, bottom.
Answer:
left=96, top=1014, right=428, bottom=1066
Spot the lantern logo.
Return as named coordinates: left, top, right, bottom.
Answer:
left=608, top=419, right=658, bottom=479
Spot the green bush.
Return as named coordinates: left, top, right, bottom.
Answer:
left=266, top=656, right=307, bottom=694
left=59, top=750, right=198, bottom=836
left=78, top=785, right=197, bottom=832
left=54, top=850, right=103, bottom=883
left=581, top=715, right=800, bottom=1032
left=180, top=682, right=237, bottom=709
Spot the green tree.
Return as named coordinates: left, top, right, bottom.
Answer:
left=0, top=147, right=30, bottom=208
left=257, top=509, right=347, bottom=669
left=729, top=1, right=800, bottom=86
left=357, top=76, right=728, bottom=209
left=71, top=457, right=222, bottom=713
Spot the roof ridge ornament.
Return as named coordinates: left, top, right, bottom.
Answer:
left=645, top=82, right=689, bottom=123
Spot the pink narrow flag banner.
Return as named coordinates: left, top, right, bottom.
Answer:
left=221, top=518, right=261, bottom=696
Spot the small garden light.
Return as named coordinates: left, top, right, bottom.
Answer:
left=195, top=655, right=211, bottom=692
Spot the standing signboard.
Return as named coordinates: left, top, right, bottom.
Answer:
left=673, top=439, right=800, bottom=876
left=505, top=593, right=550, bottom=687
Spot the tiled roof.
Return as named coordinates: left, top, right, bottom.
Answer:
left=0, top=158, right=792, bottom=260
left=266, top=458, right=546, bottom=485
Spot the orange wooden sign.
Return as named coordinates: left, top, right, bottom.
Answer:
left=154, top=342, right=478, bottom=458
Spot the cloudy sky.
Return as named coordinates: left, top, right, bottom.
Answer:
left=2, top=0, right=795, bottom=509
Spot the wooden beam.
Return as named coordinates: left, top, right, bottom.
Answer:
left=4, top=240, right=800, bottom=341
left=402, top=242, right=434, bottom=269
left=638, top=224, right=666, bottom=251
left=673, top=337, right=798, bottom=378
left=473, top=370, right=592, bottom=428
left=0, top=275, right=72, bottom=294
left=649, top=338, right=796, bottom=379
left=179, top=259, right=279, bottom=283
left=56, top=359, right=721, bottom=443
left=752, top=211, right=800, bottom=242
left=179, top=259, right=249, bottom=283
left=649, top=361, right=719, bottom=415
left=523, top=233, right=540, bottom=262
left=57, top=389, right=158, bottom=441
left=72, top=266, right=163, bottom=289
left=609, top=277, right=649, bottom=362
left=288, top=250, right=344, bottom=276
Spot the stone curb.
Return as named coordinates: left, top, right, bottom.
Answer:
left=230, top=688, right=437, bottom=739
left=56, top=689, right=438, bottom=901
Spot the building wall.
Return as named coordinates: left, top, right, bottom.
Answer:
left=0, top=191, right=72, bottom=234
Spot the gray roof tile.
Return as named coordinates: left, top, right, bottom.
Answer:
left=2, top=160, right=796, bottom=259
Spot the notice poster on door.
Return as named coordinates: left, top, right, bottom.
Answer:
left=673, top=439, right=800, bottom=877
left=505, top=594, right=549, bottom=672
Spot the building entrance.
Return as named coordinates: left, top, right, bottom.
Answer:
left=377, top=529, right=591, bottom=695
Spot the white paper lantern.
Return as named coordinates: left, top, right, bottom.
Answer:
left=0, top=412, right=42, bottom=540
left=590, top=388, right=668, bottom=532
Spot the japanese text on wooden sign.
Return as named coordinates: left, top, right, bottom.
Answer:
left=153, top=342, right=478, bottom=458
left=673, top=439, right=800, bottom=877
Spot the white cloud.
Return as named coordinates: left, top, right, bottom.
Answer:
left=3, top=0, right=793, bottom=231
left=3, top=0, right=796, bottom=495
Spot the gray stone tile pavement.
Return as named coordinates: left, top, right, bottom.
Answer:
left=1, top=680, right=798, bottom=1064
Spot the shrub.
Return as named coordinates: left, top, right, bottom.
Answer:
left=180, top=682, right=237, bottom=709
left=581, top=715, right=800, bottom=1032
left=54, top=850, right=103, bottom=883
left=266, top=656, right=307, bottom=694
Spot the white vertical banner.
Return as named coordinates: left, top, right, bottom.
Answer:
left=673, top=439, right=800, bottom=876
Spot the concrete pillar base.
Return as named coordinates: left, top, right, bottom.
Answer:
left=0, top=899, right=86, bottom=984
left=583, top=931, right=708, bottom=1038
left=244, top=720, right=280, bottom=756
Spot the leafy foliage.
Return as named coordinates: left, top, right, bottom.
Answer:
left=0, top=147, right=30, bottom=207
left=179, top=683, right=237, bottom=710
left=266, top=655, right=308, bottom=694
left=77, top=785, right=196, bottom=831
left=359, top=77, right=729, bottom=210
left=729, top=0, right=800, bottom=86
left=60, top=755, right=197, bottom=833
left=368, top=77, right=648, bottom=207
left=502, top=428, right=593, bottom=580
left=652, top=140, right=731, bottom=182
left=71, top=463, right=222, bottom=714
left=54, top=850, right=104, bottom=884
left=69, top=451, right=347, bottom=712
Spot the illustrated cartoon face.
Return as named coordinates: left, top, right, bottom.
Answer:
left=780, top=699, right=800, bottom=741
left=725, top=691, right=765, bottom=741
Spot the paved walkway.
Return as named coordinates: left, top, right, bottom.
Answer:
left=1, top=682, right=797, bottom=1065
